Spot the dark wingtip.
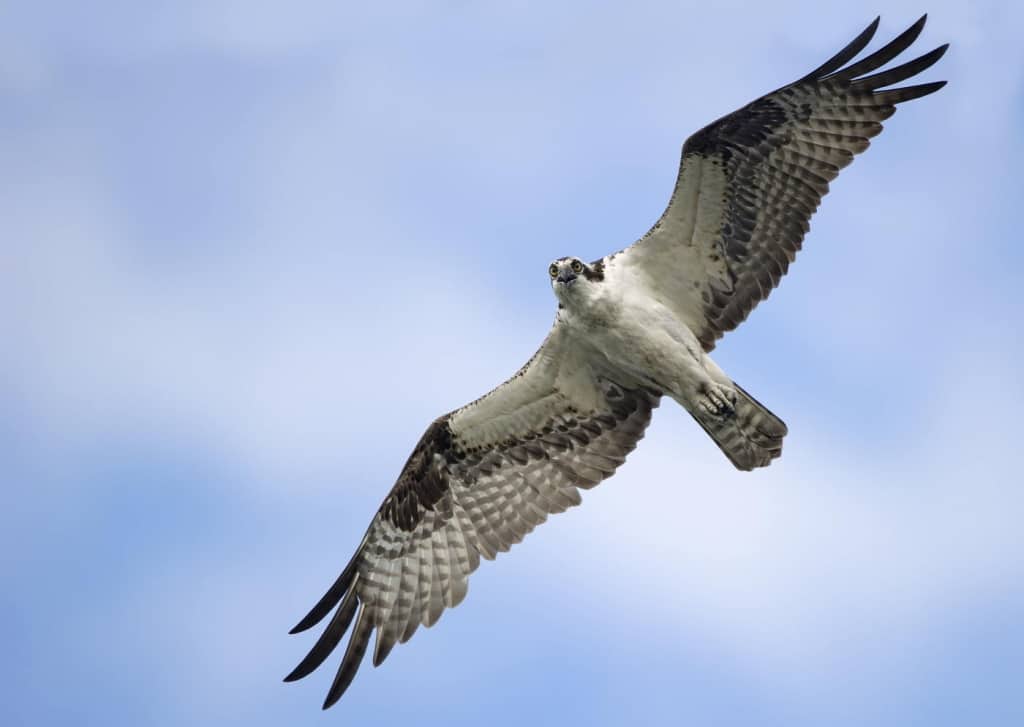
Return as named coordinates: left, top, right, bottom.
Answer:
left=870, top=78, right=948, bottom=106
left=288, top=549, right=363, bottom=634
left=852, top=42, right=950, bottom=93
left=799, top=16, right=880, bottom=81
left=289, top=613, right=320, bottom=635
left=321, top=604, right=373, bottom=709
left=289, top=574, right=349, bottom=633
left=828, top=14, right=934, bottom=83
left=904, top=13, right=929, bottom=41
left=284, top=582, right=362, bottom=683
left=861, top=15, right=882, bottom=41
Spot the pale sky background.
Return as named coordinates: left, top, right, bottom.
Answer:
left=3, top=1, right=1022, bottom=725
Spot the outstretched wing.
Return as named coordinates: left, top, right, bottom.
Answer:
left=614, top=15, right=947, bottom=351
left=285, top=319, right=660, bottom=708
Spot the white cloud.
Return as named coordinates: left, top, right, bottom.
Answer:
left=114, top=351, right=1023, bottom=717
left=3, top=2, right=1021, bottom=719
left=537, top=337, right=1023, bottom=696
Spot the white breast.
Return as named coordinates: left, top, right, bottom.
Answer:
left=564, top=262, right=702, bottom=393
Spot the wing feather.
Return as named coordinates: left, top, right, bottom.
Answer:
left=286, top=320, right=660, bottom=706
left=613, top=16, right=947, bottom=350
left=322, top=602, right=372, bottom=709
left=283, top=575, right=360, bottom=682
left=826, top=15, right=927, bottom=82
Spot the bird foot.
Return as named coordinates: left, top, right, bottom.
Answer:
left=697, top=384, right=736, bottom=419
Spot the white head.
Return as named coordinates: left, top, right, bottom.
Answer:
left=548, top=256, right=606, bottom=308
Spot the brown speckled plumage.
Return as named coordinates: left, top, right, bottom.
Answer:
left=286, top=16, right=946, bottom=710
left=625, top=16, right=946, bottom=351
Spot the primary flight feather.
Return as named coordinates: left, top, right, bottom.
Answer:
left=286, top=15, right=947, bottom=708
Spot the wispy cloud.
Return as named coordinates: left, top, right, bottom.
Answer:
left=3, top=2, right=1021, bottom=725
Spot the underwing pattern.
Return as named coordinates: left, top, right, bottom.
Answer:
left=622, top=16, right=947, bottom=351
left=286, top=16, right=946, bottom=709
left=286, top=349, right=659, bottom=708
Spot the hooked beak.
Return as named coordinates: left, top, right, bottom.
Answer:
left=556, top=272, right=577, bottom=286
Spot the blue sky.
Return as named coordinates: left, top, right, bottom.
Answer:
left=3, top=1, right=1022, bottom=725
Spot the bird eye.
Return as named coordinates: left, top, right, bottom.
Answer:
left=549, top=264, right=559, bottom=278
left=571, top=260, right=583, bottom=274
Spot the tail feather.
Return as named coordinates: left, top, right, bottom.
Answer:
left=693, top=383, right=787, bottom=470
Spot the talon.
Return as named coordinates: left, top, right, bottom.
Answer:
left=698, top=384, right=736, bottom=418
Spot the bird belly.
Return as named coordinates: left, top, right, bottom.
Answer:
left=580, top=293, right=705, bottom=397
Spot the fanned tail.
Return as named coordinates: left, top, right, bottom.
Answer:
left=693, top=383, right=787, bottom=470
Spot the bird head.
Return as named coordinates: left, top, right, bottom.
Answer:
left=548, top=257, right=605, bottom=306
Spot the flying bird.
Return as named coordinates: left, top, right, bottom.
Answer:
left=286, top=16, right=947, bottom=708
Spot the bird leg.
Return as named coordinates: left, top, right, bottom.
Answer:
left=696, top=382, right=737, bottom=419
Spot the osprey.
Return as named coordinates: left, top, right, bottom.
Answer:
left=287, top=16, right=947, bottom=708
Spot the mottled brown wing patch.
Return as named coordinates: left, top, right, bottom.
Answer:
left=380, top=418, right=454, bottom=533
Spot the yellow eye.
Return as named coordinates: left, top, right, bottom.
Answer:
left=549, top=264, right=558, bottom=278
left=571, top=260, right=583, bottom=274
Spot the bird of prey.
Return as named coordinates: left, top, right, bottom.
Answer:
left=286, top=16, right=947, bottom=708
